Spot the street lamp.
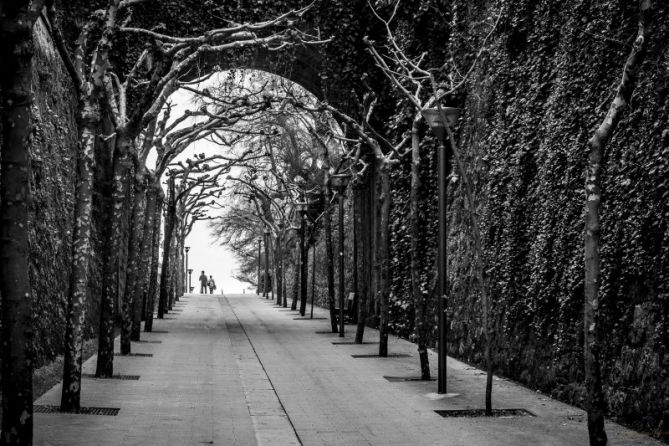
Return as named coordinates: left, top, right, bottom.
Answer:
left=422, top=106, right=461, bottom=394
left=264, top=227, right=271, bottom=300
left=330, top=172, right=351, bottom=338
left=295, top=200, right=309, bottom=316
left=257, top=238, right=262, bottom=296
left=187, top=268, right=193, bottom=293
left=185, top=246, right=190, bottom=295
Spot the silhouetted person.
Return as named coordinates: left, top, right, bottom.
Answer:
left=199, top=271, right=208, bottom=294
left=207, top=275, right=216, bottom=294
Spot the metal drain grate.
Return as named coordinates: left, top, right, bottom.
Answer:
left=150, top=330, right=169, bottom=333
left=332, top=341, right=378, bottom=345
left=114, top=353, right=153, bottom=357
left=293, top=317, right=327, bottom=320
left=384, top=376, right=435, bottom=382
left=434, top=408, right=535, bottom=418
left=133, top=340, right=162, bottom=344
left=351, top=353, right=411, bottom=358
left=82, top=374, right=140, bottom=380
left=34, top=405, right=120, bottom=416
left=161, top=317, right=177, bottom=320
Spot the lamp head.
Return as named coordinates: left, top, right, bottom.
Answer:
left=329, top=173, right=351, bottom=194
left=295, top=201, right=309, bottom=213
left=421, top=107, right=460, bottom=142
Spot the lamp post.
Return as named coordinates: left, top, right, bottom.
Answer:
left=330, top=173, right=351, bottom=337
left=185, top=246, right=190, bottom=294
left=187, top=269, right=193, bottom=293
left=422, top=106, right=461, bottom=394
left=264, top=227, right=271, bottom=300
left=257, top=238, right=262, bottom=296
left=295, top=200, right=309, bottom=316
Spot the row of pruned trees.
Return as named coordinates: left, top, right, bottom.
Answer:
left=0, top=1, right=321, bottom=443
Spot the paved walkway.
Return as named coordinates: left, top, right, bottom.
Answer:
left=34, top=293, right=661, bottom=446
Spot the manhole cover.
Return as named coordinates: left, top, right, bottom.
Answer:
left=114, top=353, right=153, bottom=357
left=434, top=408, right=535, bottom=418
left=332, top=341, right=378, bottom=345
left=34, top=405, right=120, bottom=416
left=82, top=374, right=140, bottom=380
left=133, top=340, right=162, bottom=344
left=351, top=354, right=411, bottom=358
left=293, top=317, right=327, bottom=320
left=384, top=376, right=436, bottom=382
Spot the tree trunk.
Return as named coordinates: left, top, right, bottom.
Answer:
left=355, top=181, right=370, bottom=344
left=410, top=123, right=430, bottom=379
left=96, top=136, right=133, bottom=377
left=133, top=180, right=156, bottom=336
left=145, top=186, right=163, bottom=332
left=61, top=98, right=100, bottom=412
left=584, top=3, right=650, bottom=443
left=299, top=217, right=308, bottom=316
left=158, top=177, right=176, bottom=318
left=121, top=172, right=146, bottom=355
left=351, top=195, right=359, bottom=324
left=264, top=232, right=271, bottom=299
left=273, top=235, right=282, bottom=305
left=377, top=163, right=391, bottom=357
left=121, top=171, right=147, bottom=352
left=282, top=237, right=288, bottom=308
left=324, top=188, right=338, bottom=333
left=0, top=4, right=43, bottom=441
left=290, top=242, right=299, bottom=311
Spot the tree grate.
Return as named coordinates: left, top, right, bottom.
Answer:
left=114, top=353, right=153, bottom=357
left=34, top=405, right=120, bottom=416
left=161, top=317, right=177, bottom=320
left=133, top=340, right=162, bottom=344
left=351, top=353, right=411, bottom=358
left=315, top=331, right=339, bottom=334
left=434, top=408, right=535, bottom=418
left=82, top=374, right=140, bottom=380
left=383, top=376, right=435, bottom=382
left=332, top=341, right=378, bottom=345
left=293, top=317, right=327, bottom=320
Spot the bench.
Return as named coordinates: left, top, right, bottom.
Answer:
left=335, top=292, right=356, bottom=324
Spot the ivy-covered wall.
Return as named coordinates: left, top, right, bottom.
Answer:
left=10, top=22, right=102, bottom=369
left=28, top=22, right=78, bottom=367
left=385, top=0, right=668, bottom=439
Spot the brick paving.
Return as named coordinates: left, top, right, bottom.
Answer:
left=33, top=293, right=661, bottom=446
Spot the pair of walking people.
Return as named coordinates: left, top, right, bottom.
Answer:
left=199, top=271, right=216, bottom=294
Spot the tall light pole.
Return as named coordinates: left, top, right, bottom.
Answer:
left=187, top=268, right=193, bottom=293
left=295, top=200, right=309, bottom=316
left=184, top=246, right=190, bottom=294
left=422, top=106, right=461, bottom=394
left=264, top=227, right=271, bottom=300
left=330, top=173, right=351, bottom=337
left=257, top=238, right=262, bottom=296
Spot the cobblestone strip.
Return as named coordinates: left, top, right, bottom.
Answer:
left=221, top=296, right=302, bottom=446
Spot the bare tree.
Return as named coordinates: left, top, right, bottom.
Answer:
left=583, top=2, right=652, bottom=444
